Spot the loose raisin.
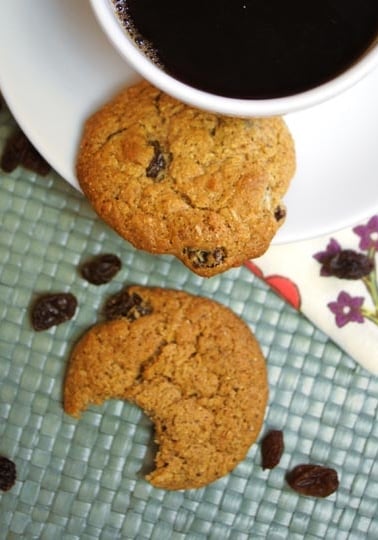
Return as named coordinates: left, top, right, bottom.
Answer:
left=322, top=249, right=374, bottom=280
left=104, top=289, right=153, bottom=321
left=183, top=246, right=227, bottom=269
left=0, top=456, right=17, bottom=491
left=286, top=464, right=339, bottom=497
left=261, top=430, right=284, bottom=469
left=81, top=253, right=122, bottom=285
left=1, top=129, right=51, bottom=175
left=31, top=293, right=77, bottom=331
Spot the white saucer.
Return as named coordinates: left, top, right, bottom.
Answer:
left=1, top=0, right=378, bottom=244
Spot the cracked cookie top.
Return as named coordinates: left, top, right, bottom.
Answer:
left=63, top=286, right=268, bottom=490
left=76, top=80, right=296, bottom=276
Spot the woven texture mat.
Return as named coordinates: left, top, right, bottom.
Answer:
left=1, top=103, right=378, bottom=540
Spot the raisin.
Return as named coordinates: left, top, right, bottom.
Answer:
left=1, top=129, right=51, bottom=175
left=183, top=246, right=227, bottom=268
left=81, top=253, right=122, bottom=285
left=322, top=249, right=374, bottom=280
left=261, top=430, right=284, bottom=469
left=0, top=456, right=17, bottom=491
left=104, top=289, right=153, bottom=321
left=286, top=464, right=339, bottom=497
left=31, top=293, right=77, bottom=331
left=146, top=140, right=171, bottom=181
left=274, top=206, right=286, bottom=221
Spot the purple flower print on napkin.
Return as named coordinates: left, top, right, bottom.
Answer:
left=354, top=215, right=378, bottom=251
left=328, top=292, right=365, bottom=328
left=314, top=216, right=378, bottom=328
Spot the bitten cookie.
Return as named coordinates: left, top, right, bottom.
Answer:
left=76, top=80, right=296, bottom=277
left=64, top=286, right=268, bottom=490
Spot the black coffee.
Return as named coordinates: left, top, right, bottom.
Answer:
left=112, top=0, right=378, bottom=99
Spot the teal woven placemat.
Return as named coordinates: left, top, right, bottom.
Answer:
left=1, top=101, right=377, bottom=540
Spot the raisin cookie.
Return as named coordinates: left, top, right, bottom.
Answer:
left=64, top=286, right=268, bottom=490
left=76, top=81, right=296, bottom=277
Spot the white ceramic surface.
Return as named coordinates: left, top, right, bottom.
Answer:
left=1, top=0, right=378, bottom=244
left=90, top=0, right=378, bottom=117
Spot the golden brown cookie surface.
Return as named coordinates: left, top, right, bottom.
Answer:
left=64, top=286, right=268, bottom=490
left=77, top=81, right=296, bottom=277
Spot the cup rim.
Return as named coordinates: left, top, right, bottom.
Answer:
left=90, top=0, right=378, bottom=117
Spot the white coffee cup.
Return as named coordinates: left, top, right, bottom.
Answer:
left=90, top=0, right=378, bottom=117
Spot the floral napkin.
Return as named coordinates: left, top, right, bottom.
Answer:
left=245, top=215, right=378, bottom=375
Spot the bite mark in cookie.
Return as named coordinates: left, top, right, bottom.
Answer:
left=64, top=286, right=268, bottom=490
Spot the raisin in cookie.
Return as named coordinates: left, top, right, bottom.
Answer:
left=76, top=81, right=296, bottom=277
left=64, top=286, right=268, bottom=490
